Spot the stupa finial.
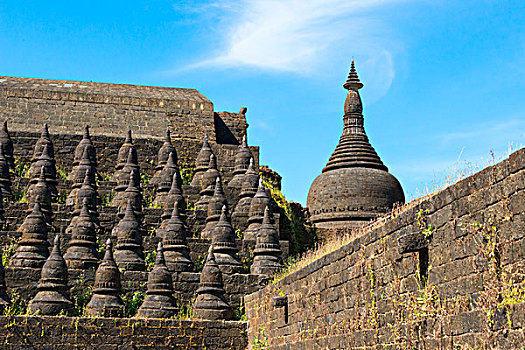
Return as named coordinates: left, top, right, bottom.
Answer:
left=343, top=58, right=364, bottom=90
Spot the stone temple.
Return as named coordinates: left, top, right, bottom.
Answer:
left=307, top=60, right=405, bottom=229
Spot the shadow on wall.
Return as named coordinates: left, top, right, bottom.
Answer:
left=214, top=113, right=240, bottom=145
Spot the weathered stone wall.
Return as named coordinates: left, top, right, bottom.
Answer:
left=0, top=316, right=247, bottom=350
left=245, top=148, right=525, bottom=349
left=0, top=76, right=247, bottom=143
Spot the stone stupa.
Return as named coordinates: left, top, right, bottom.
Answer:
left=307, top=59, right=404, bottom=229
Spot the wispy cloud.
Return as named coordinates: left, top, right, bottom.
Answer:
left=178, top=0, right=411, bottom=101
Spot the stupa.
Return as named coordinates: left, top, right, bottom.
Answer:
left=85, top=239, right=125, bottom=317
left=307, top=60, right=404, bottom=229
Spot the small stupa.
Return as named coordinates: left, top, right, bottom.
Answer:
left=150, top=129, right=177, bottom=185
left=228, top=136, right=253, bottom=188
left=201, top=177, right=228, bottom=239
left=193, top=246, right=233, bottom=320
left=190, top=135, right=214, bottom=187
left=162, top=205, right=193, bottom=273
left=10, top=203, right=49, bottom=268
left=135, top=242, right=177, bottom=318
left=113, top=201, right=145, bottom=271
left=28, top=235, right=73, bottom=315
left=67, top=125, right=97, bottom=180
left=0, top=146, right=12, bottom=199
left=211, top=206, right=243, bottom=274
left=244, top=179, right=271, bottom=240
left=85, top=239, right=125, bottom=317
left=232, top=158, right=259, bottom=231
left=111, top=129, right=136, bottom=182
left=0, top=121, right=15, bottom=170
left=195, top=154, right=220, bottom=211
left=251, top=207, right=284, bottom=278
left=64, top=199, right=99, bottom=270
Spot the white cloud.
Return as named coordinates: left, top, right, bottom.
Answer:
left=182, top=0, right=410, bottom=101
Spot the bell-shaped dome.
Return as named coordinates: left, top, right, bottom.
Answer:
left=307, top=59, right=404, bottom=229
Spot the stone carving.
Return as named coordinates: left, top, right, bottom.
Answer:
left=67, top=125, right=97, bottom=181
left=228, top=136, right=253, bottom=188
left=152, top=152, right=179, bottom=206
left=113, top=201, right=145, bottom=271
left=135, top=242, right=177, bottom=318
left=193, top=247, right=233, bottom=320
left=0, top=121, right=14, bottom=170
left=211, top=206, right=243, bottom=274
left=162, top=205, right=193, bottom=273
left=85, top=239, right=125, bottom=317
left=111, top=148, right=140, bottom=206
left=28, top=143, right=58, bottom=199
left=195, top=154, right=220, bottom=211
left=150, top=129, right=177, bottom=185
left=251, top=207, right=283, bottom=278
left=232, top=157, right=259, bottom=231
left=190, top=134, right=213, bottom=187
left=244, top=179, right=271, bottom=241
left=0, top=146, right=12, bottom=199
left=27, top=166, right=53, bottom=222
left=201, top=177, right=228, bottom=239
left=307, top=60, right=405, bottom=228
left=28, top=235, right=73, bottom=315
left=64, top=199, right=99, bottom=270
left=0, top=247, right=11, bottom=313
left=10, top=203, right=50, bottom=268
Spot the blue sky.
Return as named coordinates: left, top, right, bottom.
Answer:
left=1, top=0, right=524, bottom=205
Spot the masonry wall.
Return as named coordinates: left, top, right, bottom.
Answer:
left=0, top=76, right=248, bottom=143
left=0, top=316, right=247, bottom=350
left=245, top=148, right=525, bottom=349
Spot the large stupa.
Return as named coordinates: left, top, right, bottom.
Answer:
left=307, top=60, right=405, bottom=229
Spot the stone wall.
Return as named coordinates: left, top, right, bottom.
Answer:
left=0, top=316, right=247, bottom=350
left=245, top=148, right=525, bottom=349
left=0, top=76, right=247, bottom=143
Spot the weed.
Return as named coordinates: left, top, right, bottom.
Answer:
left=56, top=165, right=68, bottom=181
left=145, top=250, right=157, bottom=272
left=122, top=286, right=146, bottom=318
left=101, top=192, right=115, bottom=206
left=12, top=157, right=30, bottom=178
left=252, top=326, right=269, bottom=349
left=175, top=297, right=195, bottom=320
left=2, top=236, right=18, bottom=267
left=3, top=291, right=27, bottom=316
left=178, top=150, right=196, bottom=185
left=235, top=228, right=243, bottom=240
left=193, top=255, right=206, bottom=273
left=69, top=278, right=93, bottom=317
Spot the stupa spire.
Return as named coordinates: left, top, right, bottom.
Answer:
left=343, top=58, right=364, bottom=90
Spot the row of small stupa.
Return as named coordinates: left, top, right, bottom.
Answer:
left=0, top=122, right=284, bottom=319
